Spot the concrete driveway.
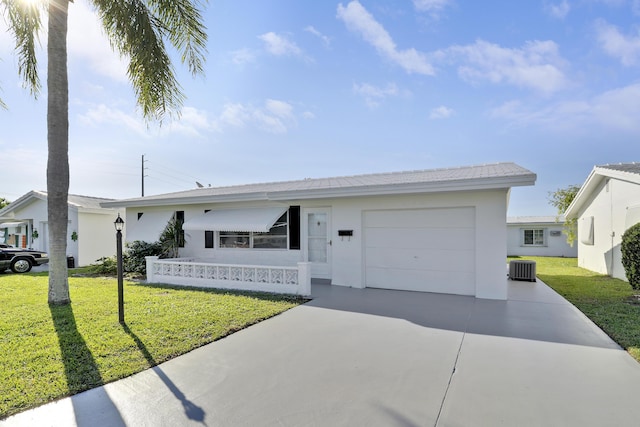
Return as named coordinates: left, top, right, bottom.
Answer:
left=3, top=279, right=640, bottom=426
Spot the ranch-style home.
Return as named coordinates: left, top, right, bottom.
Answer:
left=101, top=162, right=536, bottom=300
left=565, top=163, right=640, bottom=281
left=0, top=191, right=122, bottom=267
left=507, top=216, right=577, bottom=258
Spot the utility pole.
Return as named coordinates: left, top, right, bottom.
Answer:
left=141, top=154, right=148, bottom=197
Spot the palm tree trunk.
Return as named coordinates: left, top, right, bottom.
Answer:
left=47, top=0, right=70, bottom=305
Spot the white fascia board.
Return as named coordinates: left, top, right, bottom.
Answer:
left=100, top=192, right=271, bottom=208
left=77, top=207, right=119, bottom=215
left=564, top=169, right=602, bottom=219
left=0, top=191, right=45, bottom=216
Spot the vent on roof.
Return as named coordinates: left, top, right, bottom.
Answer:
left=509, top=260, right=536, bottom=282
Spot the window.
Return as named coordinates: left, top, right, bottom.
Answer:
left=523, top=229, right=545, bottom=246
left=219, top=212, right=288, bottom=249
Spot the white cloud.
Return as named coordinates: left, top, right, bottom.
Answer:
left=78, top=104, right=148, bottom=136
left=446, top=39, right=568, bottom=94
left=230, top=48, right=257, bottom=65
left=337, top=1, right=435, bottom=75
left=214, top=99, right=298, bottom=134
left=259, top=32, right=303, bottom=57
left=162, top=106, right=211, bottom=137
left=429, top=105, right=454, bottom=119
left=353, top=82, right=400, bottom=108
left=544, top=1, right=571, bottom=19
left=68, top=0, right=128, bottom=82
left=595, top=20, right=640, bottom=66
left=413, top=0, right=454, bottom=18
left=264, top=99, right=292, bottom=117
left=490, top=83, right=640, bottom=133
left=305, top=26, right=330, bottom=47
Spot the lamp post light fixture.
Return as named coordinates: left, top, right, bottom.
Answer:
left=114, top=213, right=125, bottom=324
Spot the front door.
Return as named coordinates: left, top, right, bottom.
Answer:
left=304, top=208, right=331, bottom=279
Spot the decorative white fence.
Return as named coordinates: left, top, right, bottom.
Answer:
left=145, top=256, right=311, bottom=296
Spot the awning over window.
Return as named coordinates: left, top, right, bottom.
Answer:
left=182, top=207, right=288, bottom=233
left=0, top=222, right=26, bottom=228
left=126, top=211, right=174, bottom=243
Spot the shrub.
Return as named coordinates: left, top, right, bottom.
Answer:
left=621, top=222, right=640, bottom=290
left=158, top=216, right=184, bottom=258
left=87, top=256, right=118, bottom=275
left=124, top=240, right=163, bottom=275
left=87, top=241, right=163, bottom=277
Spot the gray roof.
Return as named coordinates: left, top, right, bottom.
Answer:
left=598, top=162, right=640, bottom=175
left=102, top=162, right=536, bottom=208
left=0, top=190, right=115, bottom=218
left=507, top=216, right=564, bottom=224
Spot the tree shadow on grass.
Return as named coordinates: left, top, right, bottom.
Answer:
left=122, top=324, right=207, bottom=425
left=49, top=303, right=125, bottom=426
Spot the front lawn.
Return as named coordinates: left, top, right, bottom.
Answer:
left=512, top=256, right=640, bottom=362
left=0, top=272, right=304, bottom=419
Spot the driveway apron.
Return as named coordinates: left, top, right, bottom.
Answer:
left=2, top=280, right=640, bottom=426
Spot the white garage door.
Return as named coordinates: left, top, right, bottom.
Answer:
left=364, top=207, right=476, bottom=295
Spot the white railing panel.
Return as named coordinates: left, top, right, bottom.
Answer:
left=145, top=256, right=311, bottom=296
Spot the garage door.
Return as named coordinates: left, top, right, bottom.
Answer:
left=364, top=207, right=475, bottom=295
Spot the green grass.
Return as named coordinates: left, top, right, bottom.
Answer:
left=0, top=272, right=304, bottom=419
left=511, top=256, right=640, bottom=362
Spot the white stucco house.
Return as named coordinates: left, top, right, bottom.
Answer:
left=565, top=163, right=640, bottom=281
left=102, top=162, right=536, bottom=300
left=0, top=191, right=122, bottom=267
left=507, top=216, right=577, bottom=257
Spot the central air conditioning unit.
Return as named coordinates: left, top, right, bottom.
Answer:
left=509, top=260, right=536, bottom=282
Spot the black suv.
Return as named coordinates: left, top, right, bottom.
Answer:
left=0, top=244, right=50, bottom=273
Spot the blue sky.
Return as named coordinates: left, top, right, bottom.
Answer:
left=1, top=0, right=639, bottom=216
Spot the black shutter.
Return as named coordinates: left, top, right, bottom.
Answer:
left=289, top=206, right=301, bottom=250
left=204, top=210, right=213, bottom=248
left=205, top=231, right=214, bottom=248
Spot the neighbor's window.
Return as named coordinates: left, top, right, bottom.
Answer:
left=219, top=213, right=288, bottom=249
left=523, top=229, right=545, bottom=246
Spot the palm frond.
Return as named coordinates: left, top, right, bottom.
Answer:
left=151, top=0, right=208, bottom=76
left=92, top=0, right=207, bottom=122
left=0, top=0, right=44, bottom=98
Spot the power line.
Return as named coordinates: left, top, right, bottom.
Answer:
left=149, top=159, right=204, bottom=183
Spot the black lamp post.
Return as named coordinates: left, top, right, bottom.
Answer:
left=114, top=213, right=125, bottom=324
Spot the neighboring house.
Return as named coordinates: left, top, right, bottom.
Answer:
left=103, top=162, right=536, bottom=300
left=565, top=163, right=640, bottom=281
left=507, top=216, right=577, bottom=257
left=0, top=191, right=122, bottom=267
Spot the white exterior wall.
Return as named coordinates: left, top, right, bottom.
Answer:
left=321, top=189, right=510, bottom=299
left=67, top=209, right=80, bottom=264
left=576, top=178, right=640, bottom=280
left=507, top=223, right=577, bottom=257
left=9, top=199, right=48, bottom=250
left=147, top=188, right=510, bottom=300
left=77, top=212, right=119, bottom=266
left=5, top=198, right=120, bottom=267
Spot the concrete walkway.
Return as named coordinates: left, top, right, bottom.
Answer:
left=3, top=279, right=640, bottom=426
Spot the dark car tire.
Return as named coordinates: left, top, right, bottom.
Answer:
left=11, top=258, right=33, bottom=274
